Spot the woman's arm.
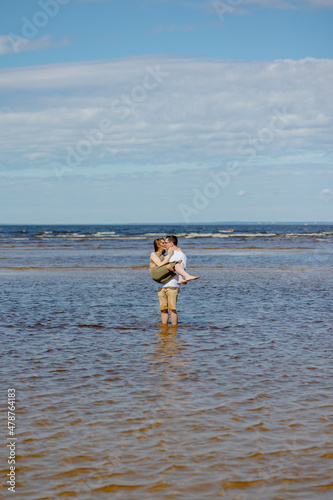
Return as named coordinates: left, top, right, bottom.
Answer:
left=150, top=251, right=173, bottom=268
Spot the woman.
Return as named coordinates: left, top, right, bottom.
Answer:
left=149, top=238, right=199, bottom=284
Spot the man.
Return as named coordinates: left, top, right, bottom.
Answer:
left=158, top=235, right=190, bottom=326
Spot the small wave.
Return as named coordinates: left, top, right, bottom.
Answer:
left=178, top=232, right=279, bottom=238
left=94, top=231, right=116, bottom=236
left=4, top=229, right=333, bottom=241
left=175, top=231, right=333, bottom=239
left=55, top=233, right=86, bottom=238
left=284, top=232, right=333, bottom=237
left=179, top=232, right=231, bottom=238
left=6, top=237, right=28, bottom=241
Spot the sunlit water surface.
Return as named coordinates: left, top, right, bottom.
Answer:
left=0, top=224, right=332, bottom=499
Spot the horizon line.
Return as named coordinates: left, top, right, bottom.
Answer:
left=1, top=221, right=333, bottom=226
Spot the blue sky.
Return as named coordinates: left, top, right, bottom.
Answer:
left=0, top=0, right=332, bottom=223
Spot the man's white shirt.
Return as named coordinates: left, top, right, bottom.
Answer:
left=161, top=249, right=187, bottom=288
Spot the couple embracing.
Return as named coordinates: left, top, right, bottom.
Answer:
left=149, top=235, right=199, bottom=326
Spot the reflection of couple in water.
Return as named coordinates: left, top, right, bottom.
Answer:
left=149, top=235, right=199, bottom=326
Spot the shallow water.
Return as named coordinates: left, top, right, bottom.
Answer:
left=1, top=224, right=333, bottom=499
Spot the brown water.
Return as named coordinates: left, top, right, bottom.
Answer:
left=1, top=224, right=333, bottom=499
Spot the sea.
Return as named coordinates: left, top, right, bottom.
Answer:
left=0, top=223, right=332, bottom=500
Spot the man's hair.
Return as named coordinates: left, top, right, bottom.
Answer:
left=166, top=235, right=178, bottom=246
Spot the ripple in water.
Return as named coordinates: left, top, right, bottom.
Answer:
left=0, top=227, right=332, bottom=499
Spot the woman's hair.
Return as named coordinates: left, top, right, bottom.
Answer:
left=153, top=238, right=165, bottom=254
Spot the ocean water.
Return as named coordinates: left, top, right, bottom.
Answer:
left=0, top=224, right=332, bottom=499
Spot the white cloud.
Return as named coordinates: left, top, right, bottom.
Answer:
left=321, top=188, right=333, bottom=196
left=237, top=190, right=245, bottom=196
left=0, top=56, right=332, bottom=175
left=74, top=0, right=111, bottom=2
left=206, top=0, right=333, bottom=16
left=242, top=0, right=298, bottom=8
left=223, top=0, right=333, bottom=9
left=291, top=0, right=333, bottom=7
left=0, top=35, right=70, bottom=56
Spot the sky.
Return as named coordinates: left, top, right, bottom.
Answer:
left=0, top=0, right=332, bottom=223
